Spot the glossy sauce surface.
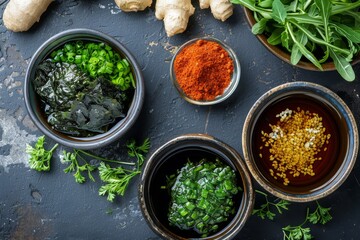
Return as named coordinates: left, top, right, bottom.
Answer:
left=252, top=94, right=348, bottom=194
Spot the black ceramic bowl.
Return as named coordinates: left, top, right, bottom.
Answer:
left=242, top=82, right=359, bottom=202
left=139, top=134, right=254, bottom=240
left=24, top=28, right=144, bottom=149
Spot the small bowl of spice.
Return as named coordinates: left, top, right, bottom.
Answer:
left=24, top=28, right=144, bottom=149
left=242, top=82, right=359, bottom=202
left=170, top=38, right=241, bottom=105
left=139, top=134, right=254, bottom=239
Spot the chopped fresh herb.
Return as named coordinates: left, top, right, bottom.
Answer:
left=166, top=159, right=241, bottom=237
left=252, top=190, right=290, bottom=220
left=50, top=41, right=135, bottom=91
left=26, top=136, right=58, bottom=172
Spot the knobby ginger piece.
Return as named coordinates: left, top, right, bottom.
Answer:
left=115, top=0, right=152, bottom=12
left=199, top=0, right=233, bottom=21
left=155, top=0, right=195, bottom=37
left=3, top=0, right=53, bottom=32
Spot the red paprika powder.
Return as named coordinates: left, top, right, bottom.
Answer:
left=174, top=39, right=234, bottom=101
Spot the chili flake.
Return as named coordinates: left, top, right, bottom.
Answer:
left=173, top=39, right=234, bottom=101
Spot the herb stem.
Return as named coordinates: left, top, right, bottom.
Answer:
left=76, top=149, right=135, bottom=166
left=50, top=143, right=59, bottom=153
left=290, top=21, right=351, bottom=55
left=331, top=1, right=360, bottom=15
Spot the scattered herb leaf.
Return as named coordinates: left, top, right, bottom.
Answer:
left=61, top=150, right=97, bottom=184
left=26, top=136, right=58, bottom=172
left=126, top=137, right=151, bottom=167
left=307, top=201, right=332, bottom=225
left=252, top=190, right=290, bottom=220
left=98, top=138, right=151, bottom=202
left=98, top=162, right=141, bottom=202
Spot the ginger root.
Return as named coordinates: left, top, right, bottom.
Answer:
left=199, top=0, right=233, bottom=21
left=155, top=0, right=195, bottom=37
left=3, top=0, right=53, bottom=32
left=114, top=0, right=152, bottom=12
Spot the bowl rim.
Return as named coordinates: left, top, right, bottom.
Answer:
left=138, top=133, right=254, bottom=239
left=242, top=81, right=359, bottom=202
left=170, top=37, right=241, bottom=105
left=243, top=7, right=360, bottom=71
left=24, top=28, right=145, bottom=149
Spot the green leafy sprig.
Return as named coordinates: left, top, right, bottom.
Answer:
left=98, top=138, right=151, bottom=202
left=126, top=138, right=150, bottom=168
left=231, top=0, right=360, bottom=81
left=307, top=201, right=332, bottom=225
left=282, top=201, right=332, bottom=240
left=26, top=136, right=58, bottom=172
left=98, top=162, right=141, bottom=202
left=252, top=190, right=291, bottom=220
left=61, top=148, right=135, bottom=184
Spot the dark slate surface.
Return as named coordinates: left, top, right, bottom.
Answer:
left=1, top=0, right=360, bottom=239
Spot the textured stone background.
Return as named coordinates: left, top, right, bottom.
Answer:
left=0, top=0, right=360, bottom=239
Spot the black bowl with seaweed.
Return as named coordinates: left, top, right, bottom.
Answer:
left=25, top=28, right=144, bottom=149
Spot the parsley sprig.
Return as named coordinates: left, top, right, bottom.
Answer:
left=61, top=150, right=97, bottom=183
left=26, top=136, right=58, bottom=171
left=282, top=201, right=332, bottom=240
left=126, top=138, right=150, bottom=167
left=307, top=201, right=332, bottom=225
left=98, top=162, right=141, bottom=202
left=27, top=136, right=151, bottom=202
left=98, top=138, right=150, bottom=202
left=61, top=148, right=135, bottom=184
left=252, top=190, right=291, bottom=220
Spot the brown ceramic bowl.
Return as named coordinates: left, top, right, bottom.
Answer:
left=243, top=7, right=360, bottom=71
left=242, top=82, right=358, bottom=202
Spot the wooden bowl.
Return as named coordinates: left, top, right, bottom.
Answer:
left=243, top=7, right=360, bottom=71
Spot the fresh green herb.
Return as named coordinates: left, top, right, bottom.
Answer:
left=61, top=148, right=135, bottom=184
left=98, top=138, right=151, bottom=202
left=61, top=150, right=97, bottom=184
left=231, top=0, right=360, bottom=81
left=166, top=159, right=241, bottom=237
left=282, top=221, right=313, bottom=240
left=282, top=202, right=332, bottom=240
left=98, top=162, right=141, bottom=202
left=126, top=138, right=151, bottom=167
left=51, top=41, right=135, bottom=91
left=252, top=190, right=290, bottom=220
left=26, top=136, right=58, bottom=172
left=307, top=200, right=332, bottom=225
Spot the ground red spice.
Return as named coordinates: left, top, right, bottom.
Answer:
left=174, top=39, right=234, bottom=101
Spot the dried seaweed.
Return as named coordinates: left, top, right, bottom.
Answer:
left=33, top=60, right=131, bottom=137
